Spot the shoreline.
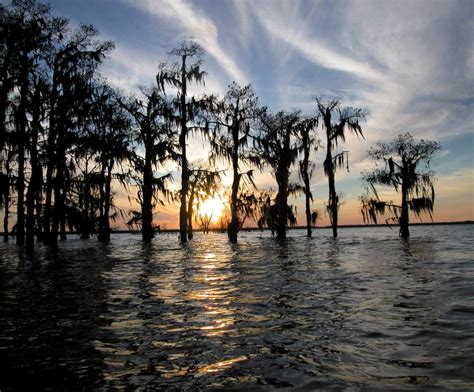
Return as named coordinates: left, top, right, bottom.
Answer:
left=2, top=220, right=470, bottom=236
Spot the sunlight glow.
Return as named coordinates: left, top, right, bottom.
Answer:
left=198, top=195, right=226, bottom=223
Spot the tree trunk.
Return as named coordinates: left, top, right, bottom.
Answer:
left=276, top=191, right=288, bottom=239
left=34, top=177, right=42, bottom=242
left=228, top=178, right=239, bottom=242
left=50, top=165, right=63, bottom=248
left=142, top=132, right=154, bottom=242
left=80, top=175, right=90, bottom=239
left=275, top=130, right=293, bottom=240
left=275, top=169, right=288, bottom=240
left=42, top=153, right=54, bottom=240
left=323, top=109, right=338, bottom=238
left=98, top=160, right=112, bottom=242
left=0, top=52, right=12, bottom=243
left=187, top=179, right=197, bottom=240
left=16, top=59, right=29, bottom=247
left=103, top=163, right=113, bottom=241
left=326, top=132, right=338, bottom=238
left=97, top=161, right=105, bottom=240
left=0, top=82, right=10, bottom=156
left=26, top=165, right=37, bottom=250
left=3, top=179, right=9, bottom=242
left=228, top=126, right=240, bottom=243
left=50, top=172, right=61, bottom=248
left=302, top=131, right=312, bottom=238
left=98, top=161, right=113, bottom=242
left=0, top=49, right=12, bottom=156
left=187, top=193, right=193, bottom=240
left=328, top=167, right=338, bottom=238
left=400, top=178, right=410, bottom=238
left=179, top=137, right=188, bottom=243
left=43, top=66, right=59, bottom=241
left=50, top=125, right=66, bottom=249
left=304, top=177, right=312, bottom=238
left=3, top=149, right=12, bottom=242
left=179, top=55, right=188, bottom=243
left=26, top=87, right=42, bottom=251
left=27, top=145, right=43, bottom=246
left=16, top=133, right=25, bottom=247
left=60, top=214, right=67, bottom=240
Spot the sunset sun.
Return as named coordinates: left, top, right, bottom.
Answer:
left=198, top=195, right=226, bottom=223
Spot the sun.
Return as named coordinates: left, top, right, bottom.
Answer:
left=198, top=195, right=225, bottom=223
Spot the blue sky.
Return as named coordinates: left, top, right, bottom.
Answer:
left=10, top=0, right=474, bottom=226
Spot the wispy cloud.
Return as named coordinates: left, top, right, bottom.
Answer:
left=251, top=0, right=473, bottom=143
left=252, top=1, right=386, bottom=82
left=102, top=44, right=159, bottom=93
left=120, top=0, right=247, bottom=85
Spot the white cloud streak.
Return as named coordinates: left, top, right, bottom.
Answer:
left=120, top=0, right=248, bottom=85
left=253, top=4, right=385, bottom=83
left=251, top=0, right=473, bottom=144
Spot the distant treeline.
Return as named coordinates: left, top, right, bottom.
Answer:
left=0, top=0, right=440, bottom=250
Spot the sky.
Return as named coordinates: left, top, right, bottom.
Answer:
left=6, top=0, right=474, bottom=228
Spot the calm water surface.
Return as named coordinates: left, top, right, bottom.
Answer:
left=1, top=225, right=473, bottom=391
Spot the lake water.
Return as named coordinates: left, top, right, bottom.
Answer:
left=1, top=225, right=473, bottom=391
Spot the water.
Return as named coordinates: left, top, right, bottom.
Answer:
left=1, top=225, right=473, bottom=391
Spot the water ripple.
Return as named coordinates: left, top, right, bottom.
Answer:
left=0, top=225, right=473, bottom=390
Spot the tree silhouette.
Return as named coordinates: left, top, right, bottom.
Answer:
left=0, top=142, right=14, bottom=242
left=236, top=189, right=270, bottom=229
left=315, top=98, right=366, bottom=238
left=1, top=0, right=448, bottom=249
left=120, top=87, right=174, bottom=242
left=360, top=133, right=441, bottom=238
left=25, top=74, right=48, bottom=249
left=42, top=24, right=113, bottom=248
left=156, top=41, right=209, bottom=243
left=91, top=85, right=132, bottom=242
left=297, top=116, right=319, bottom=237
left=0, top=3, right=15, bottom=156
left=253, top=110, right=303, bottom=239
left=255, top=189, right=299, bottom=235
left=3, top=0, right=65, bottom=246
left=208, top=82, right=263, bottom=242
left=66, top=166, right=100, bottom=239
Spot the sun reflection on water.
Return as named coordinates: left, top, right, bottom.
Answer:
left=185, top=249, right=236, bottom=338
left=198, top=355, right=248, bottom=374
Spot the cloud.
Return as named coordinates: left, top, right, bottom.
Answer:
left=120, top=0, right=248, bottom=85
left=253, top=3, right=385, bottom=83
left=251, top=0, right=473, bottom=146
left=102, top=44, right=159, bottom=93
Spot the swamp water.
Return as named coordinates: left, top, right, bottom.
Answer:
left=1, top=225, right=473, bottom=390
